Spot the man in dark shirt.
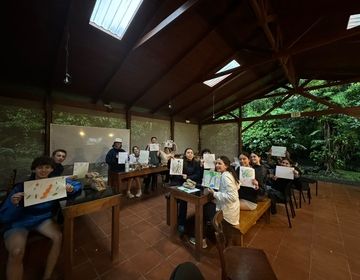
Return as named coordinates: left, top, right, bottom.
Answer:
left=49, top=149, right=67, bottom=177
left=144, top=136, right=160, bottom=193
left=105, top=138, right=126, bottom=173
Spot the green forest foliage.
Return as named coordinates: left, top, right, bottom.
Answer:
left=239, top=81, right=360, bottom=173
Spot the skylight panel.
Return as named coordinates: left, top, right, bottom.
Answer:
left=347, top=14, right=360, bottom=29
left=203, top=59, right=240, bottom=87
left=90, top=0, right=143, bottom=40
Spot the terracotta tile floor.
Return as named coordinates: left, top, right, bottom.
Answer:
left=1, top=181, right=360, bottom=280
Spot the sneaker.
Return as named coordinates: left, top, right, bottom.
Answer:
left=177, top=225, right=185, bottom=235
left=135, top=190, right=142, bottom=197
left=189, top=237, right=207, bottom=249
left=127, top=192, right=134, bottom=199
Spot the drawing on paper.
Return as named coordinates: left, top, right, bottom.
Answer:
left=202, top=170, right=221, bottom=190
left=170, top=159, right=183, bottom=175
left=73, top=162, right=89, bottom=178
left=24, top=177, right=67, bottom=207
left=239, top=166, right=255, bottom=188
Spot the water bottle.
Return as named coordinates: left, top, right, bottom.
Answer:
left=125, top=160, right=129, bottom=172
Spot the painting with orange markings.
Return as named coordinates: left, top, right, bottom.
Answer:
left=24, top=177, right=67, bottom=207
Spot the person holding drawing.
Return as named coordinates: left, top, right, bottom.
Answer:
left=207, top=156, right=241, bottom=245
left=170, top=148, right=202, bottom=234
left=249, top=151, right=270, bottom=200
left=235, top=152, right=259, bottom=210
left=127, top=146, right=142, bottom=198
left=105, top=138, right=126, bottom=173
left=49, top=149, right=67, bottom=177
left=268, top=158, right=300, bottom=214
left=0, top=156, right=78, bottom=280
left=144, top=136, right=161, bottom=193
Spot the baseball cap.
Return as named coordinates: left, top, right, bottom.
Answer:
left=114, top=138, right=122, bottom=143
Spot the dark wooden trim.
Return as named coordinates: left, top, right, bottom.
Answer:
left=170, top=116, right=175, bottom=140
left=44, top=94, right=53, bottom=155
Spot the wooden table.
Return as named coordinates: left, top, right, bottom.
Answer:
left=167, top=186, right=212, bottom=260
left=108, top=166, right=168, bottom=191
left=61, top=188, right=121, bottom=280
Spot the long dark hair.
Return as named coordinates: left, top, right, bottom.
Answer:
left=183, top=148, right=196, bottom=171
left=219, top=156, right=239, bottom=184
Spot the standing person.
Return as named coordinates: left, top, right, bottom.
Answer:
left=170, top=148, right=202, bottom=234
left=207, top=156, right=241, bottom=245
left=235, top=152, right=259, bottom=210
left=127, top=146, right=142, bottom=198
left=49, top=149, right=67, bottom=177
left=105, top=138, right=126, bottom=173
left=144, top=137, right=161, bottom=193
left=0, top=156, right=78, bottom=280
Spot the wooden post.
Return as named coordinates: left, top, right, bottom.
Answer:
left=198, top=124, right=202, bottom=154
left=170, top=116, right=175, bottom=140
left=44, top=94, right=52, bottom=155
left=238, top=105, right=243, bottom=155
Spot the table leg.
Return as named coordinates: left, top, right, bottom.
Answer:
left=111, top=204, right=120, bottom=263
left=195, top=203, right=203, bottom=261
left=169, top=195, right=177, bottom=237
left=63, top=216, right=74, bottom=280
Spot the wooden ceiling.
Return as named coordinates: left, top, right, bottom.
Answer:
left=1, top=0, right=360, bottom=122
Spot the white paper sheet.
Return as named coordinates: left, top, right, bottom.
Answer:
left=170, top=158, right=183, bottom=175
left=203, top=154, right=216, bottom=169
left=164, top=140, right=174, bottom=148
left=202, top=170, right=221, bottom=190
left=24, top=177, right=67, bottom=207
left=239, top=166, right=256, bottom=188
left=73, top=162, right=89, bottom=178
left=117, top=152, right=128, bottom=164
left=275, top=166, right=294, bottom=179
left=271, top=146, right=287, bottom=157
left=139, top=150, right=149, bottom=164
left=177, top=186, right=200, bottom=193
left=149, top=143, right=160, bottom=151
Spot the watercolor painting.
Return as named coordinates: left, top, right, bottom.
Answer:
left=239, top=166, right=255, bottom=188
left=170, top=159, right=183, bottom=175
left=202, top=170, right=221, bottom=190
left=24, top=177, right=67, bottom=207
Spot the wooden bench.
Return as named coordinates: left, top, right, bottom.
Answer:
left=235, top=198, right=271, bottom=246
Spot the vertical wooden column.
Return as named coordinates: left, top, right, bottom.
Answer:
left=126, top=110, right=131, bottom=147
left=198, top=124, right=202, bottom=154
left=170, top=116, right=175, bottom=140
left=238, top=105, right=243, bottom=155
left=44, top=94, right=53, bottom=155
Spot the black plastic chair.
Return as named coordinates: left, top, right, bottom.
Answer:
left=169, top=262, right=205, bottom=280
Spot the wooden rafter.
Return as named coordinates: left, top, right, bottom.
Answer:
left=296, top=89, right=343, bottom=110
left=134, top=0, right=200, bottom=49
left=242, top=93, right=293, bottom=132
left=202, top=106, right=360, bottom=125
left=92, top=0, right=167, bottom=103
left=249, top=0, right=298, bottom=88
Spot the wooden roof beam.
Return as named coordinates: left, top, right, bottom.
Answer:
left=242, top=93, right=293, bottom=132
left=134, top=0, right=200, bottom=49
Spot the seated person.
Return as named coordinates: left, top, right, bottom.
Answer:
left=49, top=149, right=67, bottom=177
left=169, top=148, right=202, bottom=234
left=207, top=156, right=241, bottom=246
left=268, top=158, right=300, bottom=214
left=235, top=152, right=259, bottom=211
left=249, top=151, right=270, bottom=200
left=0, top=156, right=79, bottom=280
left=160, top=145, right=176, bottom=184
